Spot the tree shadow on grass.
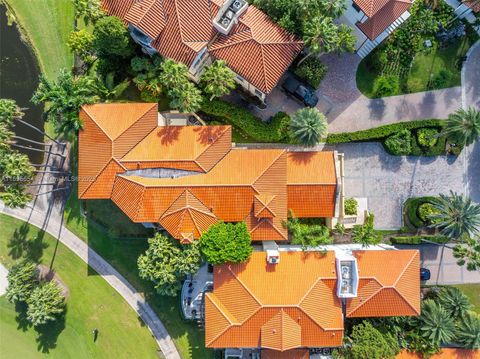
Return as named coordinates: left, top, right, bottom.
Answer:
left=15, top=301, right=31, bottom=332
left=8, top=223, right=48, bottom=262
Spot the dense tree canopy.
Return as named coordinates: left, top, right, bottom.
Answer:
left=67, top=29, right=95, bottom=63
left=168, top=82, right=203, bottom=113
left=73, top=0, right=104, bottom=25
left=137, top=233, right=202, bottom=296
left=92, top=16, right=134, bottom=58
left=26, top=281, right=66, bottom=326
left=199, top=222, right=252, bottom=265
left=6, top=260, right=38, bottom=303
left=200, top=60, right=236, bottom=100
left=352, top=214, right=382, bottom=247
left=453, top=235, right=480, bottom=271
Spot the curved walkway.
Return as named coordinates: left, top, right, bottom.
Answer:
left=0, top=201, right=181, bottom=359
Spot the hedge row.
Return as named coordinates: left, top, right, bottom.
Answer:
left=403, top=196, right=438, bottom=229
left=390, top=235, right=449, bottom=245
left=326, top=119, right=444, bottom=144
left=200, top=99, right=290, bottom=143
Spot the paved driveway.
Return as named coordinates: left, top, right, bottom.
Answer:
left=325, top=142, right=469, bottom=229
left=395, top=244, right=480, bottom=285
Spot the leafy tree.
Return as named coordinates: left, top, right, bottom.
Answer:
left=443, top=107, right=480, bottom=146
left=1, top=186, right=32, bottom=209
left=168, top=82, right=203, bottom=113
left=334, top=321, right=400, bottom=359
left=92, top=16, right=134, bottom=58
left=0, top=151, right=35, bottom=184
left=67, top=29, right=95, bottom=63
left=287, top=215, right=333, bottom=250
left=26, top=281, right=65, bottom=326
left=404, top=330, right=440, bottom=357
left=0, top=122, right=14, bottom=154
left=199, top=222, right=252, bottom=265
left=438, top=286, right=472, bottom=319
left=428, top=192, right=480, bottom=240
left=159, top=59, right=190, bottom=91
left=138, top=233, right=201, bottom=296
left=417, top=299, right=456, bottom=345
left=290, top=107, right=327, bottom=146
left=200, top=60, right=236, bottom=100
left=0, top=98, right=23, bottom=126
left=6, top=260, right=38, bottom=303
left=73, top=0, right=104, bottom=25
left=456, top=311, right=480, bottom=349
left=94, top=72, right=130, bottom=101
left=31, top=69, right=97, bottom=136
left=453, top=235, right=480, bottom=271
left=131, top=55, right=164, bottom=98
left=352, top=213, right=382, bottom=247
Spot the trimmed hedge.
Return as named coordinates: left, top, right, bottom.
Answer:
left=403, top=196, right=438, bottom=229
left=292, top=57, right=327, bottom=88
left=200, top=99, right=291, bottom=143
left=327, top=119, right=449, bottom=156
left=390, top=235, right=449, bottom=245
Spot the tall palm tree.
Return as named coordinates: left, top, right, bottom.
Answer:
left=0, top=99, right=24, bottom=126
left=456, top=311, right=480, bottom=349
left=200, top=60, right=236, bottom=100
left=442, top=107, right=480, bottom=146
left=31, top=69, right=97, bottom=137
left=438, top=287, right=472, bottom=319
left=0, top=151, right=35, bottom=184
left=428, top=192, right=480, bottom=240
left=290, top=107, right=327, bottom=146
left=0, top=123, right=14, bottom=153
left=418, top=299, right=456, bottom=345
left=1, top=186, right=32, bottom=209
left=168, top=82, right=203, bottom=113
left=300, top=17, right=339, bottom=65
left=159, top=59, right=190, bottom=91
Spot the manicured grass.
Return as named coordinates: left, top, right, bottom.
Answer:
left=452, top=284, right=480, bottom=314
left=64, top=145, right=211, bottom=359
left=5, top=0, right=74, bottom=81
left=356, top=35, right=477, bottom=98
left=0, top=214, right=159, bottom=359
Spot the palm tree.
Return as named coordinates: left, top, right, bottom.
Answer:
left=418, top=299, right=456, bottom=345
left=442, top=107, right=480, bottom=146
left=438, top=286, right=472, bottom=319
left=428, top=192, right=480, bottom=240
left=300, top=17, right=338, bottom=64
left=94, top=72, right=130, bottom=102
left=290, top=107, right=327, bottom=146
left=1, top=186, right=32, bottom=208
left=0, top=99, right=24, bottom=126
left=200, top=60, right=236, bottom=100
left=0, top=123, right=14, bottom=152
left=168, top=82, right=202, bottom=113
left=31, top=69, right=97, bottom=137
left=0, top=151, right=35, bottom=184
left=351, top=213, right=382, bottom=247
left=159, top=59, right=190, bottom=91
left=453, top=235, right=480, bottom=271
left=456, top=311, right=480, bottom=349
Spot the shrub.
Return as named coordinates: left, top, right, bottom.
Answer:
left=418, top=202, right=440, bottom=224
left=389, top=235, right=448, bottom=245
left=428, top=69, right=452, bottom=90
left=292, top=57, right=327, bottom=88
left=287, top=216, right=333, bottom=250
left=368, top=50, right=388, bottom=72
left=417, top=128, right=439, bottom=147
left=404, top=196, right=438, bottom=228
left=270, top=111, right=292, bottom=142
left=200, top=99, right=290, bottom=143
left=344, top=198, right=358, bottom=216
left=373, top=75, right=400, bottom=97
left=26, top=281, right=66, bottom=327
left=384, top=129, right=412, bottom=155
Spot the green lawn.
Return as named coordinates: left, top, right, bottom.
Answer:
left=452, top=284, right=480, bottom=314
left=5, top=0, right=74, bottom=81
left=0, top=214, right=159, bottom=359
left=356, top=35, right=477, bottom=98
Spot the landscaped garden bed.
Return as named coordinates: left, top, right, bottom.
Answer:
left=403, top=196, right=440, bottom=229
left=356, top=0, right=479, bottom=98
left=326, top=119, right=459, bottom=156
left=291, top=56, right=327, bottom=89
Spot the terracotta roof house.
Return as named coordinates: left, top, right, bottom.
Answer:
left=339, top=0, right=413, bottom=57
left=78, top=103, right=340, bottom=242
left=205, top=248, right=420, bottom=354
left=102, top=0, right=303, bottom=102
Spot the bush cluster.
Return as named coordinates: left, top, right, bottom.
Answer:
left=374, top=75, right=400, bottom=97
left=384, top=129, right=412, bottom=155
left=417, top=127, right=439, bottom=147
left=344, top=198, right=358, bottom=216
left=403, top=196, right=438, bottom=228
left=292, top=57, right=327, bottom=88
left=389, top=235, right=448, bottom=245
left=428, top=69, right=453, bottom=90
left=200, top=99, right=292, bottom=143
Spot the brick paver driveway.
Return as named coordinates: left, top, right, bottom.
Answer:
left=325, top=142, right=470, bottom=229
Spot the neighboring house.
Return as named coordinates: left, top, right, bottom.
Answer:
left=205, top=247, right=420, bottom=356
left=446, top=0, right=480, bottom=25
left=78, top=103, right=342, bottom=242
left=340, top=0, right=413, bottom=58
left=101, top=0, right=304, bottom=102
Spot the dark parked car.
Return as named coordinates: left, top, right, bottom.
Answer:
left=282, top=76, right=319, bottom=107
left=420, top=268, right=431, bottom=281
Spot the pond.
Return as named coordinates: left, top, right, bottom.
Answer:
left=0, top=4, right=44, bottom=164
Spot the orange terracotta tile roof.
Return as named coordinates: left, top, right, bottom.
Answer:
left=346, top=250, right=420, bottom=317
left=396, top=348, right=480, bottom=359
left=464, top=0, right=480, bottom=12
left=79, top=103, right=337, bottom=241
left=262, top=349, right=310, bottom=359
left=205, top=251, right=344, bottom=349
left=102, top=0, right=303, bottom=94
left=357, top=0, right=413, bottom=40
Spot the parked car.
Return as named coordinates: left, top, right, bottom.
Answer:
left=282, top=76, right=319, bottom=107
left=420, top=267, right=431, bottom=281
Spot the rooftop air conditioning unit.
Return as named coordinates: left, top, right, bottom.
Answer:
left=266, top=249, right=280, bottom=264
left=233, top=0, right=242, bottom=10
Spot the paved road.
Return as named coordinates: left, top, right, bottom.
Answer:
left=395, top=244, right=480, bottom=285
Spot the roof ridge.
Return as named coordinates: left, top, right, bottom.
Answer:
left=119, top=125, right=159, bottom=161
left=393, top=251, right=418, bottom=287
left=205, top=293, right=236, bottom=346
left=133, top=178, right=146, bottom=222
left=252, top=150, right=286, bottom=190
left=210, top=34, right=253, bottom=51
left=226, top=266, right=262, bottom=315
left=194, top=125, right=231, bottom=160
left=81, top=105, right=113, bottom=141
left=79, top=158, right=114, bottom=198
left=347, top=277, right=383, bottom=317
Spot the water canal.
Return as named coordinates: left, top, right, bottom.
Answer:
left=0, top=4, right=44, bottom=164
